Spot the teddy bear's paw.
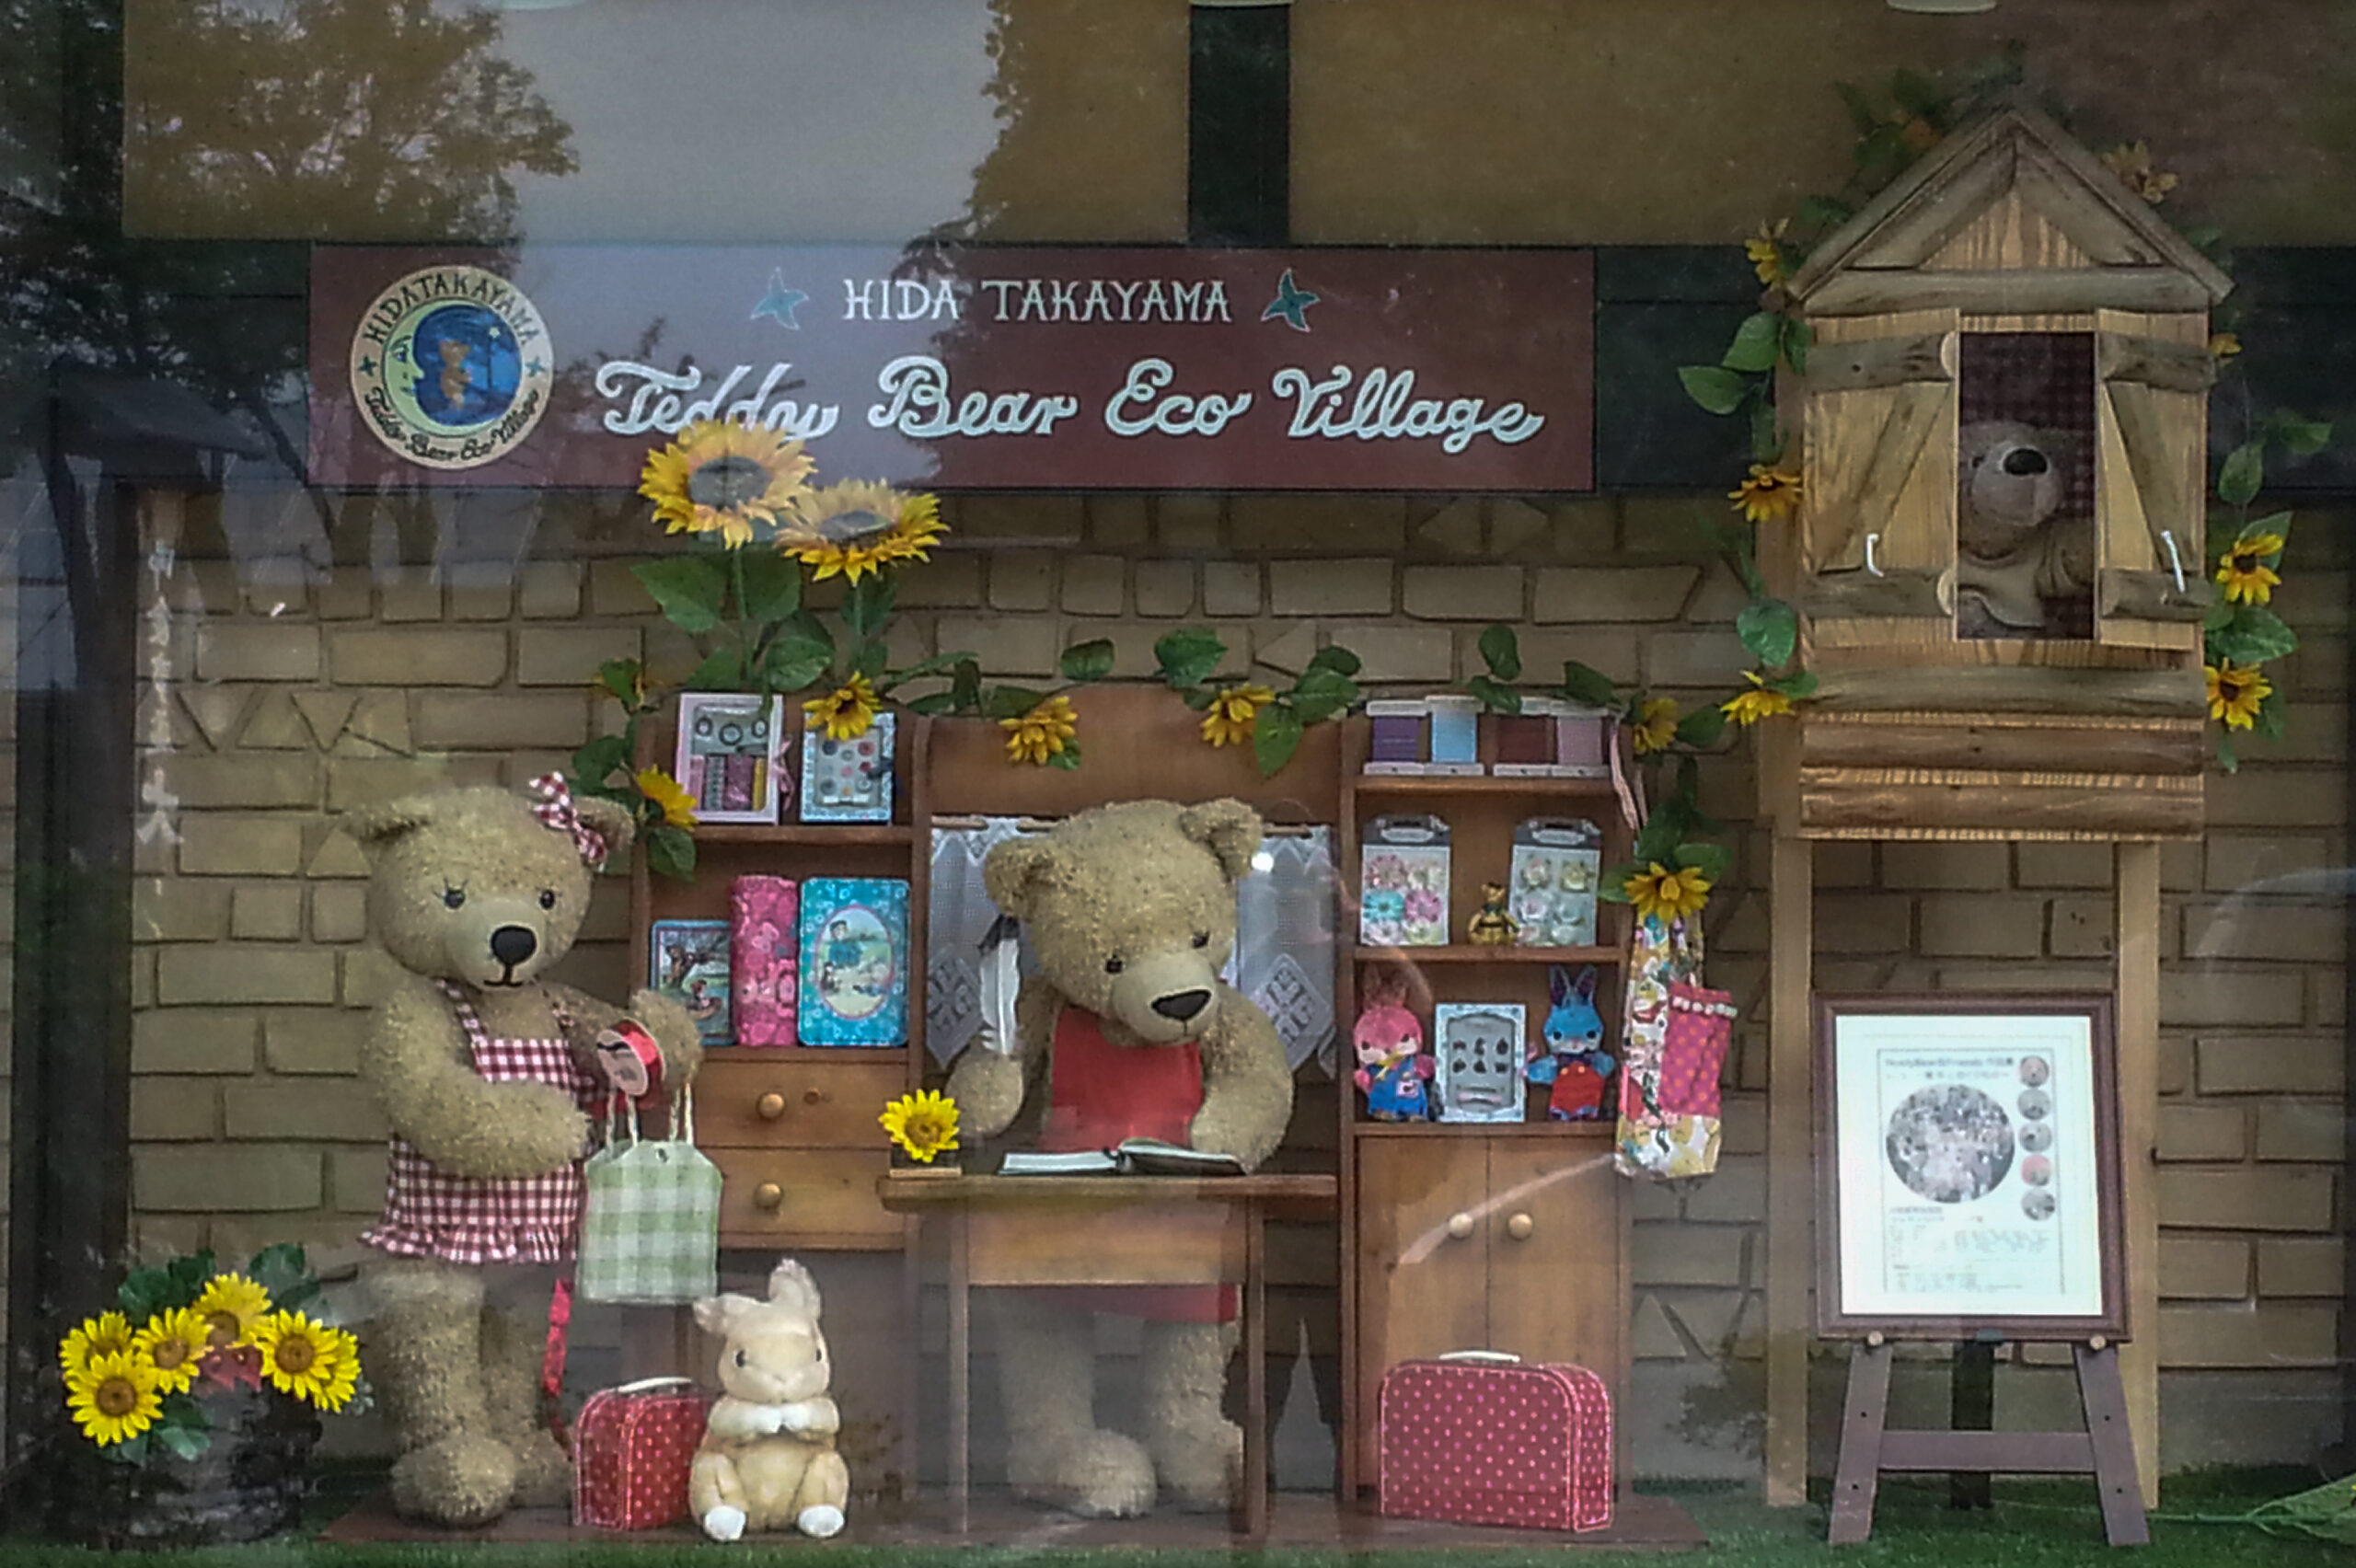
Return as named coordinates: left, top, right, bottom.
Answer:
left=390, top=1432, right=520, bottom=1528
left=798, top=1505, right=846, bottom=1539
left=1013, top=1430, right=1156, bottom=1518
left=1152, top=1419, right=1242, bottom=1512
left=507, top=1428, right=572, bottom=1508
left=701, top=1505, right=747, bottom=1542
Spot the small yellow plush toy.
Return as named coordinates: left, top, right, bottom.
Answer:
left=689, top=1259, right=850, bottom=1541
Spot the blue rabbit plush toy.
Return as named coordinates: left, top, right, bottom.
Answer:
left=1524, top=963, right=1612, bottom=1121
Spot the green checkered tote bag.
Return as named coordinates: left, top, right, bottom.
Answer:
left=576, top=1087, right=721, bottom=1305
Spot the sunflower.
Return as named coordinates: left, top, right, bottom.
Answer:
left=1625, top=862, right=1713, bottom=925
left=2215, top=532, right=2285, bottom=606
left=2206, top=660, right=2272, bottom=731
left=68, top=1350, right=162, bottom=1447
left=2209, top=332, right=2243, bottom=362
left=633, top=767, right=699, bottom=829
left=1744, top=218, right=1788, bottom=287
left=252, top=1310, right=362, bottom=1412
left=59, top=1310, right=134, bottom=1379
left=2100, top=141, right=2178, bottom=205
left=1729, top=464, right=1803, bottom=524
left=191, top=1273, right=273, bottom=1351
left=1629, top=697, right=1679, bottom=756
left=778, top=482, right=947, bottom=583
left=880, top=1090, right=961, bottom=1164
left=803, top=674, right=881, bottom=742
left=639, top=421, right=814, bottom=549
left=1200, top=685, right=1275, bottom=748
left=133, top=1307, right=211, bottom=1397
left=1001, top=694, right=1079, bottom=766
left=1721, top=671, right=1795, bottom=726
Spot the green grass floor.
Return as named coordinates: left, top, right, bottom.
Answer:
left=3, top=1469, right=2348, bottom=1566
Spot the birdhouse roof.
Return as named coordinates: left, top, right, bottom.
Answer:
left=1784, top=104, right=2233, bottom=309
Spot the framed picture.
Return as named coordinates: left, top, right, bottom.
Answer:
left=649, top=918, right=733, bottom=1047
left=800, top=710, right=895, bottom=824
left=674, top=693, right=786, bottom=824
left=1815, top=994, right=2124, bottom=1340
left=1433, top=1001, right=1526, bottom=1124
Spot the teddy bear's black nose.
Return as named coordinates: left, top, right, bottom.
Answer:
left=1152, top=989, right=1210, bottom=1022
left=491, top=926, right=538, bottom=967
left=2003, top=447, right=2049, bottom=476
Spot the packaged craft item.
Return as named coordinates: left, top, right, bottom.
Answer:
left=1358, top=814, right=1451, bottom=947
left=800, top=709, right=895, bottom=823
left=1508, top=817, right=1602, bottom=948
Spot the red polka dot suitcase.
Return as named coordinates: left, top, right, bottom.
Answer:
left=1376, top=1351, right=1613, bottom=1532
left=573, top=1376, right=717, bottom=1531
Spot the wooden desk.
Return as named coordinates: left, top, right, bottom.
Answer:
left=878, top=1172, right=1336, bottom=1538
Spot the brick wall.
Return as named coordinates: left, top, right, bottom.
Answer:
left=129, top=486, right=2349, bottom=1475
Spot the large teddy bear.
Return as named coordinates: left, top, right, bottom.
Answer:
left=344, top=781, right=702, bottom=1527
left=1955, top=419, right=2095, bottom=638
left=947, top=799, right=1294, bottom=1516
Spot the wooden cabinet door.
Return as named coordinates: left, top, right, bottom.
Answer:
left=1483, top=1140, right=1625, bottom=1385
left=1353, top=1138, right=1491, bottom=1468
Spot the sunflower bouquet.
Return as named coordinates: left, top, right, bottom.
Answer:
left=60, top=1244, right=365, bottom=1466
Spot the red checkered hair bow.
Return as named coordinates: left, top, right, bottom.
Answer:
left=529, top=774, right=609, bottom=870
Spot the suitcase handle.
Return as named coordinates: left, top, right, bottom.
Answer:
left=603, top=1375, right=697, bottom=1395
left=1437, top=1350, right=1522, bottom=1365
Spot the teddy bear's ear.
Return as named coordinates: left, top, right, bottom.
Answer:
left=341, top=792, right=450, bottom=866
left=1176, top=797, right=1265, bottom=884
left=767, top=1257, right=822, bottom=1318
left=982, top=836, right=1068, bottom=923
left=571, top=793, right=637, bottom=863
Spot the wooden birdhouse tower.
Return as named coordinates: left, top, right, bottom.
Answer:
left=1765, top=104, right=2234, bottom=842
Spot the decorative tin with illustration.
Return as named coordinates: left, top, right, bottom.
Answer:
left=650, top=919, right=733, bottom=1046
left=1358, top=814, right=1451, bottom=947
left=796, top=878, right=910, bottom=1046
left=1508, top=818, right=1601, bottom=948
left=730, top=876, right=799, bottom=1048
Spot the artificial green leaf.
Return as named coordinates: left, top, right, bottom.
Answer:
left=2211, top=605, right=2299, bottom=664
left=760, top=637, right=834, bottom=695
left=1558, top=660, right=1620, bottom=709
left=2216, top=731, right=2238, bottom=772
left=1477, top=624, right=1523, bottom=682
left=159, top=1391, right=208, bottom=1429
left=1889, top=67, right=1944, bottom=120
left=841, top=574, right=896, bottom=640
left=950, top=659, right=983, bottom=713
left=1675, top=842, right=1732, bottom=882
left=1046, top=744, right=1083, bottom=771
left=632, top=557, right=730, bottom=635
left=1736, top=598, right=1799, bottom=669
left=1596, top=864, right=1636, bottom=904
left=596, top=658, right=646, bottom=708
left=2254, top=687, right=2288, bottom=742
left=2263, top=410, right=2335, bottom=457
left=2217, top=439, right=2265, bottom=506
left=686, top=646, right=745, bottom=695
left=1153, top=628, right=1228, bottom=689
left=111, top=1434, right=149, bottom=1466
left=1060, top=639, right=1116, bottom=683
left=985, top=686, right=1046, bottom=721
left=1306, top=643, right=1362, bottom=677
left=1181, top=686, right=1218, bottom=711
left=2237, top=510, right=2293, bottom=553
left=1854, top=124, right=1906, bottom=185
left=1253, top=704, right=1307, bottom=778
left=1290, top=667, right=1361, bottom=724
left=1796, top=194, right=1856, bottom=232
left=273, top=1279, right=320, bottom=1313
left=1675, top=707, right=1728, bottom=749
left=850, top=640, right=889, bottom=682
left=884, top=650, right=964, bottom=687
left=1767, top=669, right=1820, bottom=700
left=1463, top=674, right=1522, bottom=716
left=785, top=609, right=835, bottom=655
left=904, top=690, right=958, bottom=716
left=646, top=825, right=695, bottom=881
left=118, top=1268, right=171, bottom=1321
left=734, top=550, right=803, bottom=627
left=156, top=1425, right=211, bottom=1461
left=571, top=734, right=632, bottom=790
left=1779, top=316, right=1813, bottom=377
left=1835, top=81, right=1881, bottom=135
left=2203, top=598, right=2237, bottom=633
left=1748, top=397, right=1782, bottom=464
left=1679, top=365, right=1749, bottom=416
left=1631, top=817, right=1680, bottom=867
left=1722, top=312, right=1784, bottom=374
left=248, top=1242, right=309, bottom=1297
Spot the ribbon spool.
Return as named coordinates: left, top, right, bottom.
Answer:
left=594, top=1019, right=664, bottom=1102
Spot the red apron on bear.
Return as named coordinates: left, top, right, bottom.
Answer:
left=1037, top=1006, right=1234, bottom=1322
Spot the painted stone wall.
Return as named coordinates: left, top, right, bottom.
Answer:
left=129, top=483, right=2349, bottom=1474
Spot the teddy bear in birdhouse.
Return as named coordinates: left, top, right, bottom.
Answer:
left=1955, top=420, right=2096, bottom=639
left=946, top=799, right=1293, bottom=1516
left=689, top=1258, right=850, bottom=1542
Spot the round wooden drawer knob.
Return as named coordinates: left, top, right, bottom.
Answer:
left=804, top=1089, right=824, bottom=1105
left=754, top=1182, right=784, bottom=1211
left=1447, top=1212, right=1475, bottom=1240
left=1506, top=1212, right=1535, bottom=1240
left=756, top=1092, right=787, bottom=1120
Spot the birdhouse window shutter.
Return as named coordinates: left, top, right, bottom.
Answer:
left=1798, top=309, right=1959, bottom=651
left=2094, top=308, right=2214, bottom=651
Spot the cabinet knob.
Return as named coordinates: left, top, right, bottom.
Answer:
left=756, top=1092, right=787, bottom=1120
left=1506, top=1212, right=1535, bottom=1241
left=1447, top=1212, right=1475, bottom=1240
left=754, top=1182, right=784, bottom=1211
left=804, top=1088, right=824, bottom=1106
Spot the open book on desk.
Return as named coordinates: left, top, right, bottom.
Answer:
left=998, top=1138, right=1247, bottom=1177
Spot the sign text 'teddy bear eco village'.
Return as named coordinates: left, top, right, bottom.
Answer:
left=310, top=247, right=1594, bottom=491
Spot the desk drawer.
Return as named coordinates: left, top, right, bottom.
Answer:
left=697, top=1056, right=906, bottom=1148
left=715, top=1148, right=900, bottom=1247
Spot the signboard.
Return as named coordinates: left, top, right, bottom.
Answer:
left=307, top=245, right=1593, bottom=491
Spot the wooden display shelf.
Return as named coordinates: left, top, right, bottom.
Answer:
left=699, top=1043, right=911, bottom=1065
left=693, top=822, right=915, bottom=846
left=1354, top=772, right=1618, bottom=799
left=1352, top=943, right=1619, bottom=965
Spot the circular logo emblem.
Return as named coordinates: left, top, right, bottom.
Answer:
left=350, top=265, right=553, bottom=469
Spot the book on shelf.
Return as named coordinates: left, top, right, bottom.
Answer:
left=998, top=1138, right=1248, bottom=1177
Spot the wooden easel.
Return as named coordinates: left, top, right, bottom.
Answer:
left=1828, top=1332, right=2147, bottom=1547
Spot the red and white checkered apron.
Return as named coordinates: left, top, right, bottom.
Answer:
left=362, top=982, right=604, bottom=1266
